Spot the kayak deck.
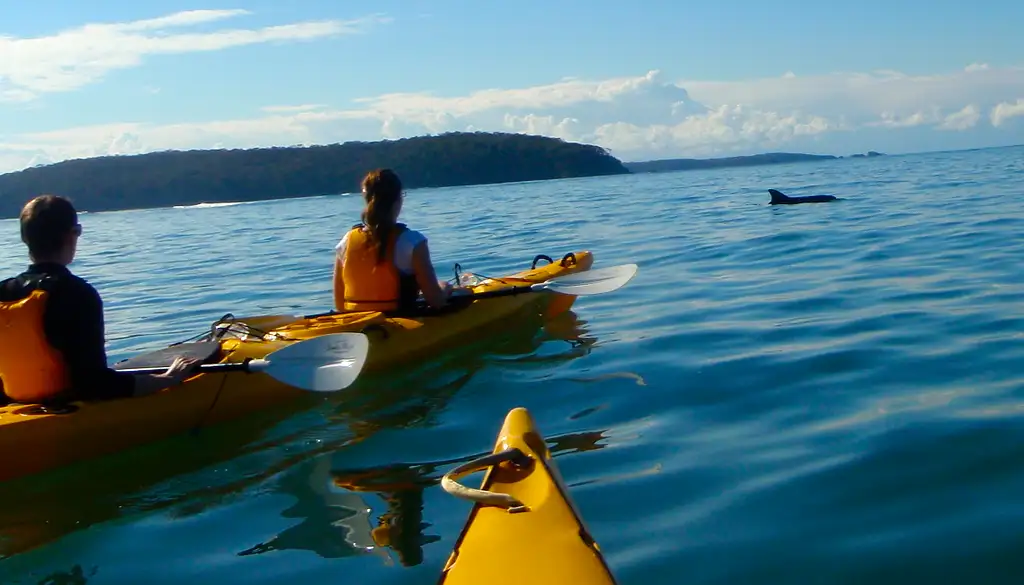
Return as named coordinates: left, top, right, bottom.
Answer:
left=438, top=407, right=617, bottom=585
left=0, top=252, right=593, bottom=483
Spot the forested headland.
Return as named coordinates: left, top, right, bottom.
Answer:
left=0, top=132, right=630, bottom=218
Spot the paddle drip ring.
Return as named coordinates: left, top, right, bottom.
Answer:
left=440, top=447, right=533, bottom=513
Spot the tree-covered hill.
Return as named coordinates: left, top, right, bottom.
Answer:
left=0, top=132, right=630, bottom=218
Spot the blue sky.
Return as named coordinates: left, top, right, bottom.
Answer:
left=0, top=0, right=1022, bottom=172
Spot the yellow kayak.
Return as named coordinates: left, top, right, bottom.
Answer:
left=0, top=252, right=594, bottom=483
left=438, top=407, right=618, bottom=584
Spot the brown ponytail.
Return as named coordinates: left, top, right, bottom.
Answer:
left=360, top=169, right=403, bottom=263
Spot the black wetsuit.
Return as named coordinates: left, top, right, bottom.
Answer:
left=0, top=262, right=135, bottom=402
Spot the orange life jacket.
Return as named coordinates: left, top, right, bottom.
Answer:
left=341, top=223, right=419, bottom=312
left=0, top=279, right=71, bottom=404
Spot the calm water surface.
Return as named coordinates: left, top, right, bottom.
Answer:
left=2, top=146, right=1024, bottom=584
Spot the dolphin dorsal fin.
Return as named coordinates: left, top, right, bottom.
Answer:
left=768, top=189, right=789, bottom=204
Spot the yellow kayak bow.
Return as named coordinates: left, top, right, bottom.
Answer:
left=438, top=407, right=618, bottom=584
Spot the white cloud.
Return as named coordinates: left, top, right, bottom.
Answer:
left=582, top=105, right=834, bottom=159
left=0, top=10, right=390, bottom=100
left=991, top=99, right=1024, bottom=127
left=260, top=104, right=328, bottom=114
left=356, top=70, right=708, bottom=129
left=503, top=114, right=581, bottom=141
left=0, top=108, right=382, bottom=166
left=106, top=132, right=144, bottom=156
left=869, top=109, right=941, bottom=129
left=938, top=105, right=981, bottom=131
left=1, top=64, right=1023, bottom=173
left=681, top=66, right=1024, bottom=125
left=0, top=89, right=35, bottom=103
left=115, top=9, right=250, bottom=31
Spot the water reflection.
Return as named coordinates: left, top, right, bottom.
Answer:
left=329, top=457, right=471, bottom=567
left=236, top=455, right=384, bottom=560
left=228, top=309, right=600, bottom=566
left=0, top=307, right=595, bottom=565
left=220, top=425, right=614, bottom=567
left=0, top=405, right=311, bottom=561
left=33, top=565, right=97, bottom=585
left=320, top=426, right=612, bottom=566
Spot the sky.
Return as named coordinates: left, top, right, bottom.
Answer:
left=0, top=0, right=1022, bottom=173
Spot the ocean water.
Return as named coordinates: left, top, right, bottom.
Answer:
left=2, top=145, right=1024, bottom=584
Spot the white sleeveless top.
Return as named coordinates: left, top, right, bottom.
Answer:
left=334, top=227, right=427, bottom=275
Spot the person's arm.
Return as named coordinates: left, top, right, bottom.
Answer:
left=332, top=234, right=349, bottom=312
left=130, top=357, right=203, bottom=396
left=411, top=241, right=452, bottom=309
left=47, top=279, right=196, bottom=400
left=332, top=254, right=346, bottom=312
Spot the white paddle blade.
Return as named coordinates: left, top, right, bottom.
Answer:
left=258, top=332, right=370, bottom=392
left=541, top=263, right=639, bottom=296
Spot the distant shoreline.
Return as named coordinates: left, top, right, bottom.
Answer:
left=624, top=151, right=884, bottom=174
left=0, top=131, right=888, bottom=218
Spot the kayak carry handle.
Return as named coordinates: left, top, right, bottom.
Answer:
left=440, top=448, right=532, bottom=513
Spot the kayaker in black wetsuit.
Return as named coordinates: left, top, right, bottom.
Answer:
left=0, top=195, right=201, bottom=405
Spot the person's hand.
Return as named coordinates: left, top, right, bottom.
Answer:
left=439, top=280, right=454, bottom=297
left=160, top=356, right=203, bottom=384
left=446, top=282, right=476, bottom=300
left=132, top=356, right=204, bottom=397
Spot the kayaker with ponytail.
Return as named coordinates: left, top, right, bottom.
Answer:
left=0, top=195, right=201, bottom=406
left=333, top=169, right=456, bottom=313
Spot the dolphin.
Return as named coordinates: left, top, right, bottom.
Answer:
left=768, top=188, right=838, bottom=205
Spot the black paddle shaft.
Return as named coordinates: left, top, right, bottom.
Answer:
left=115, top=360, right=254, bottom=376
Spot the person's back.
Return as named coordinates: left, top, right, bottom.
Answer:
left=0, top=195, right=199, bottom=405
left=332, top=169, right=457, bottom=314
left=1, top=260, right=114, bottom=403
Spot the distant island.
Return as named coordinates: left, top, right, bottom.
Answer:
left=625, top=151, right=885, bottom=174
left=0, top=130, right=886, bottom=218
left=0, top=132, right=629, bottom=218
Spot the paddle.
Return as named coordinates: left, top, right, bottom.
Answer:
left=115, top=332, right=370, bottom=392
left=452, top=263, right=639, bottom=301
